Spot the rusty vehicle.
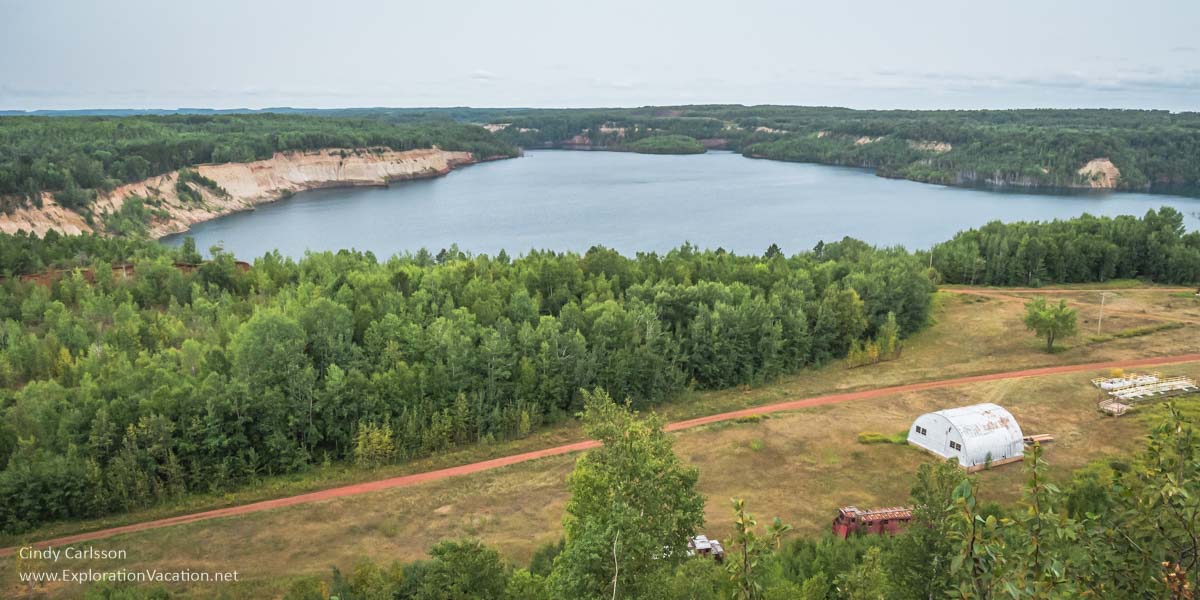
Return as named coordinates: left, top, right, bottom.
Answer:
left=831, top=506, right=913, bottom=539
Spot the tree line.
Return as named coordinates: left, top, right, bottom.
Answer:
left=465, top=105, right=1200, bottom=196
left=0, top=235, right=933, bottom=533
left=932, top=207, right=1200, bottom=286
left=0, top=115, right=517, bottom=213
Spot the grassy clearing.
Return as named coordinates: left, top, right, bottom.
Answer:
left=2, top=286, right=1196, bottom=597
left=941, top=280, right=1181, bottom=291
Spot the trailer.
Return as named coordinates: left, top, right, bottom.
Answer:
left=687, top=535, right=726, bottom=563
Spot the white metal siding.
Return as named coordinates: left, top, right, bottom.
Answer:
left=907, top=403, right=1024, bottom=467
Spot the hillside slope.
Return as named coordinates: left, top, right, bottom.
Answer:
left=0, top=147, right=476, bottom=238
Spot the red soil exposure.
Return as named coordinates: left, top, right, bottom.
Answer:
left=3, top=352, right=1199, bottom=557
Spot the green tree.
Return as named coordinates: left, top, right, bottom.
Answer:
left=727, top=498, right=792, bottom=600
left=876, top=311, right=901, bottom=359
left=1001, top=443, right=1084, bottom=598
left=504, top=569, right=550, bottom=600
left=549, top=388, right=705, bottom=600
left=414, top=539, right=508, bottom=600
left=1022, top=298, right=1077, bottom=352
left=837, top=546, right=888, bottom=600
left=1101, top=404, right=1200, bottom=595
left=885, top=460, right=964, bottom=599
left=353, top=422, right=396, bottom=468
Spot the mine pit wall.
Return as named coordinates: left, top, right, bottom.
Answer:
left=0, top=147, right=479, bottom=239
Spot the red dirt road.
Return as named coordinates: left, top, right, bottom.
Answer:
left=942, top=287, right=1196, bottom=294
left=3, top=352, right=1199, bottom=557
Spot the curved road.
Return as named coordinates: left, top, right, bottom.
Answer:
left=3, top=352, right=1199, bottom=557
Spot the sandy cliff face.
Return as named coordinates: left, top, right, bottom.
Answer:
left=0, top=147, right=476, bottom=238
left=0, top=202, right=93, bottom=237
left=1077, top=158, right=1120, bottom=189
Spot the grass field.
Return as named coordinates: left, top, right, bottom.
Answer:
left=4, top=287, right=1198, bottom=598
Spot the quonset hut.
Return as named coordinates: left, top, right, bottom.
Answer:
left=907, top=403, right=1024, bottom=470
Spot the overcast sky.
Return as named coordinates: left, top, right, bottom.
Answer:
left=2, top=0, right=1198, bottom=111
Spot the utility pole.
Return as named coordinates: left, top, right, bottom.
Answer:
left=1097, top=291, right=1118, bottom=335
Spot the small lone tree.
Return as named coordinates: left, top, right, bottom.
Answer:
left=1023, top=298, right=1077, bottom=352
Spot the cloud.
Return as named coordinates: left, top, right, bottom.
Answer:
left=471, top=69, right=500, bottom=83
left=860, top=67, right=1200, bottom=97
left=593, top=78, right=636, bottom=90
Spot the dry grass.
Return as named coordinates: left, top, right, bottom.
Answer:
left=3, top=287, right=1197, bottom=598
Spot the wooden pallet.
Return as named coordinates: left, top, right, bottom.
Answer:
left=1099, top=399, right=1130, bottom=417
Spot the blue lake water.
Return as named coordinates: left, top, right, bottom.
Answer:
left=164, top=150, right=1200, bottom=259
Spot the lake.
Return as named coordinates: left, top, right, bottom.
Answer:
left=163, top=150, right=1200, bottom=259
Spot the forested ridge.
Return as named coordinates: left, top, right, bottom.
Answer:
left=7, top=105, right=1200, bottom=223
left=0, top=234, right=933, bottom=533
left=617, top=134, right=706, bottom=155
left=465, top=105, right=1200, bottom=196
left=0, top=115, right=516, bottom=214
left=1, top=105, right=1198, bottom=246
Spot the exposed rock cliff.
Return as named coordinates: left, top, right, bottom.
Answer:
left=1076, top=158, right=1120, bottom=188
left=0, top=148, right=477, bottom=238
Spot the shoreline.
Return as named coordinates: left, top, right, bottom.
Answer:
left=155, top=153, right=516, bottom=243
left=0, top=148, right=513, bottom=239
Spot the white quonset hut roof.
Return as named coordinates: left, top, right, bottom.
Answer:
left=907, top=402, right=1024, bottom=467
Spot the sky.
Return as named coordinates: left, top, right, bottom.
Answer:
left=1, top=0, right=1198, bottom=111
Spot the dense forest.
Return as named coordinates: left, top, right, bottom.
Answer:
left=0, top=115, right=517, bottom=213
left=467, top=105, right=1200, bottom=196
left=932, top=207, right=1200, bottom=286
left=0, top=233, right=934, bottom=532
left=618, top=134, right=706, bottom=155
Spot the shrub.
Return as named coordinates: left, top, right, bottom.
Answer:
left=354, top=422, right=396, bottom=468
left=857, top=431, right=909, bottom=445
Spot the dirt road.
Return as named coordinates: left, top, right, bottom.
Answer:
left=3, top=352, right=1199, bottom=557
